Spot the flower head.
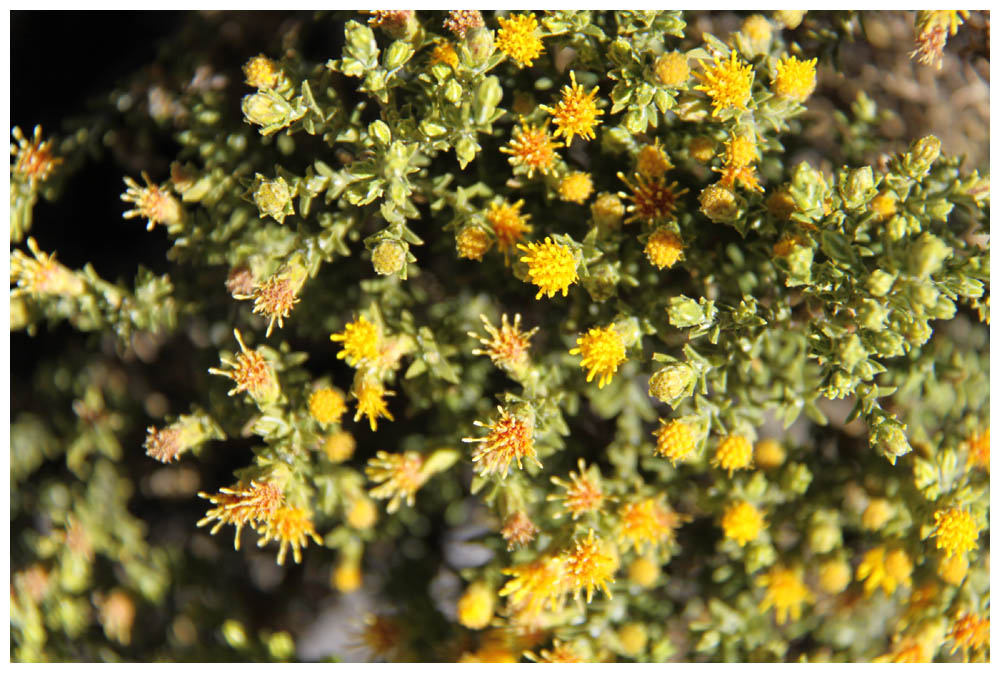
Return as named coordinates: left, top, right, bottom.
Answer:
left=636, top=142, right=673, bottom=179
left=351, top=373, right=395, bottom=431
left=932, top=508, right=981, bottom=557
left=540, top=71, right=605, bottom=143
left=558, top=171, right=594, bottom=204
left=444, top=10, right=484, bottom=38
left=618, top=172, right=687, bottom=224
left=333, top=556, right=362, bottom=593
left=757, top=565, right=813, bottom=624
left=500, top=511, right=539, bottom=549
left=309, top=388, right=347, bottom=424
left=330, top=316, right=380, bottom=367
left=10, top=237, right=85, bottom=297
left=143, top=426, right=185, bottom=463
left=856, top=546, right=913, bottom=596
left=121, top=172, right=183, bottom=230
left=562, top=529, right=619, bottom=602
left=948, top=612, right=989, bottom=657
left=486, top=199, right=533, bottom=259
left=570, top=324, right=627, bottom=388
left=371, top=240, right=407, bottom=276
left=654, top=52, right=690, bottom=88
left=456, top=225, right=493, bottom=261
left=713, top=434, right=754, bottom=476
left=549, top=458, right=606, bottom=519
left=716, top=133, right=763, bottom=192
left=496, top=13, right=545, bottom=68
left=754, top=439, right=786, bottom=469
left=457, top=581, right=495, bottom=630
left=366, top=450, right=426, bottom=513
left=517, top=237, right=578, bottom=299
left=937, top=552, right=969, bottom=586
left=323, top=430, right=356, bottom=463
left=430, top=41, right=459, bottom=69
left=644, top=228, right=684, bottom=270
left=463, top=405, right=539, bottom=478
left=346, top=495, right=378, bottom=530
left=912, top=10, right=968, bottom=69
left=469, top=313, right=538, bottom=374
left=197, top=480, right=284, bottom=550
left=772, top=55, right=817, bottom=102
left=500, top=554, right=568, bottom=615
left=244, top=272, right=303, bottom=337
left=817, top=558, right=851, bottom=594
left=628, top=557, right=661, bottom=588
left=530, top=639, right=585, bottom=663
left=653, top=419, right=698, bottom=464
left=965, top=427, right=989, bottom=472
left=617, top=497, right=684, bottom=554
left=243, top=54, right=280, bottom=89
left=694, top=51, right=755, bottom=117
left=208, top=329, right=280, bottom=405
left=500, top=118, right=561, bottom=178
left=721, top=501, right=765, bottom=546
left=256, top=505, right=322, bottom=565
left=11, top=125, right=62, bottom=184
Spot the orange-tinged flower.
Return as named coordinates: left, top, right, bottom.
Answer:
left=653, top=419, right=698, bottom=464
left=366, top=450, right=426, bottom=513
left=716, top=133, right=764, bottom=192
left=948, top=612, right=989, bottom=657
left=617, top=497, right=684, bottom=554
left=563, top=529, right=619, bottom=602
left=430, top=41, right=459, bottom=69
left=911, top=10, right=968, bottom=69
left=197, top=480, right=284, bottom=550
left=540, top=71, right=605, bottom=144
left=721, top=501, right=765, bottom=546
left=463, top=405, right=539, bottom=478
left=469, top=313, right=538, bottom=374
left=549, top=458, right=606, bottom=519
left=694, top=51, right=755, bottom=117
left=97, top=589, right=136, bottom=646
left=256, top=505, right=322, bottom=565
left=932, top=508, right=981, bottom=557
left=121, top=171, right=183, bottom=230
left=713, top=434, right=754, bottom=476
left=330, top=316, right=380, bottom=367
left=243, top=272, right=303, bottom=337
left=757, top=565, right=813, bottom=624
left=965, top=427, right=989, bottom=472
left=517, top=237, right=578, bottom=299
left=558, top=171, right=594, bottom=203
left=496, top=12, right=545, bottom=68
left=208, top=329, right=281, bottom=405
left=486, top=199, right=533, bottom=259
left=570, top=324, right=627, bottom=388
left=618, top=171, right=687, bottom=224
left=501, top=510, right=539, bottom=550
left=11, top=125, right=62, bottom=184
left=500, top=118, right=561, bottom=178
left=10, top=237, right=86, bottom=298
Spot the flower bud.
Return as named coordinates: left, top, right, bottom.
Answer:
left=474, top=76, right=503, bottom=124
left=654, top=52, right=690, bottom=87
left=840, top=166, right=876, bottom=210
left=582, top=262, right=619, bottom=303
left=444, top=79, right=463, bottom=103
left=648, top=363, right=695, bottom=406
left=912, top=134, right=942, bottom=170
left=909, top=232, right=952, bottom=278
left=618, top=623, right=648, bottom=656
left=866, top=269, right=895, bottom=297
left=253, top=175, right=294, bottom=224
left=808, top=512, right=842, bottom=554
left=699, top=183, right=741, bottom=223
left=856, top=298, right=889, bottom=331
left=754, top=439, right=785, bottom=470
left=872, top=419, right=911, bottom=463
left=242, top=93, right=291, bottom=128
left=371, top=240, right=407, bottom=276
left=384, top=40, right=413, bottom=70
left=591, top=192, right=624, bottom=228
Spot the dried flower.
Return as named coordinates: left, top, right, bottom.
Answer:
left=501, top=511, right=539, bottom=549
left=713, top=434, right=754, bottom=476
left=540, top=71, right=605, bottom=143
left=208, top=329, right=280, bottom=406
left=617, top=497, right=684, bottom=554
left=330, top=316, right=380, bottom=367
left=563, top=529, right=619, bottom=602
left=549, top=458, right=606, bottom=519
left=911, top=10, right=968, bottom=69
left=495, top=13, right=545, bottom=68
left=757, top=565, right=813, bottom=624
left=197, top=480, right=283, bottom=550
left=516, top=237, right=578, bottom=299
left=309, top=388, right=347, bottom=424
left=121, top=171, right=184, bottom=230
left=618, top=171, right=687, bottom=224
left=694, top=51, right=754, bottom=117
left=242, top=270, right=304, bottom=337
left=469, top=313, right=538, bottom=374
left=570, top=324, right=627, bottom=388
left=721, top=501, right=765, bottom=546
left=500, top=118, right=561, bottom=178
left=558, top=171, right=594, bottom=204
left=486, top=199, right=533, bottom=259
left=366, top=450, right=426, bottom=513
left=932, top=508, right=981, bottom=557
left=463, top=405, right=539, bottom=478
left=10, top=237, right=86, bottom=297
left=653, top=419, right=698, bottom=464
left=772, top=55, right=817, bottom=102
left=444, top=10, right=483, bottom=38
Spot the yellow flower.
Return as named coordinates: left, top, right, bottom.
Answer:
left=121, top=171, right=184, bottom=230
left=721, top=501, right=765, bottom=546
left=208, top=329, right=281, bottom=405
left=495, top=12, right=545, bottom=68
left=11, top=125, right=63, bottom=185
left=500, top=510, right=539, bottom=550
left=713, top=434, right=754, bottom=476
left=463, top=405, right=539, bottom=478
left=754, top=438, right=786, bottom=469
left=333, top=557, right=362, bottom=593
left=457, top=581, right=495, bottom=630
left=618, top=171, right=687, bottom=224
left=817, top=558, right=851, bottom=594
left=618, top=622, right=648, bottom=657
left=644, top=228, right=684, bottom=270
left=500, top=118, right=561, bottom=178
left=617, top=497, right=685, bottom=554
left=757, top=565, right=813, bottom=625
left=636, top=142, right=673, bottom=179
left=540, top=71, right=605, bottom=143
left=469, top=313, right=538, bottom=375
left=10, top=237, right=85, bottom=298
left=351, top=373, right=395, bottom=431
left=869, top=191, right=898, bottom=222
left=932, top=508, right=981, bottom=557
left=591, top=192, right=625, bottom=228
left=861, top=498, right=893, bottom=530
left=456, top=225, right=492, bottom=261
left=965, top=427, right=989, bottom=472
left=486, top=199, right=533, bottom=259
left=654, top=51, right=690, bottom=88
left=570, top=324, right=627, bottom=388
left=716, top=133, right=763, bottom=192
left=366, top=450, right=426, bottom=513
left=517, top=237, right=578, bottom=299
left=741, top=14, right=773, bottom=54
left=500, top=554, right=568, bottom=615
left=558, top=171, right=594, bottom=204
left=430, top=41, right=459, bottom=69
left=937, top=552, right=969, bottom=586
left=346, top=495, right=378, bottom=530
left=548, top=458, right=606, bottom=519
left=243, top=54, right=280, bottom=89
left=530, top=639, right=586, bottom=663
left=948, top=613, right=989, bottom=657
left=309, top=388, right=347, bottom=424
left=563, top=529, right=619, bottom=602
left=694, top=51, right=755, bottom=117
left=323, top=430, right=356, bottom=463
left=856, top=546, right=913, bottom=596
left=255, top=505, right=322, bottom=565
left=653, top=419, right=698, bottom=464
left=330, top=316, right=380, bottom=367
left=627, top=557, right=661, bottom=588
left=772, top=55, right=817, bottom=102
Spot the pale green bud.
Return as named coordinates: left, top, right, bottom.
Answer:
left=837, top=334, right=867, bottom=371
left=242, top=93, right=290, bottom=127
left=872, top=419, right=911, bottom=462
left=384, top=40, right=413, bottom=70
left=866, top=269, right=895, bottom=297
left=909, top=232, right=952, bottom=278
left=840, top=166, right=877, bottom=210
left=369, top=120, right=392, bottom=146
left=253, top=175, right=294, bottom=224
left=648, top=364, right=695, bottom=406
left=591, top=193, right=624, bottom=228
left=856, top=298, right=888, bottom=331
left=444, top=79, right=463, bottom=103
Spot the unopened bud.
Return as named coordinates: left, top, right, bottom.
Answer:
left=253, top=175, right=294, bottom=224
left=371, top=240, right=407, bottom=275
left=648, top=363, right=695, bottom=406
left=699, top=183, right=741, bottom=223
left=591, top=192, right=624, bottom=228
